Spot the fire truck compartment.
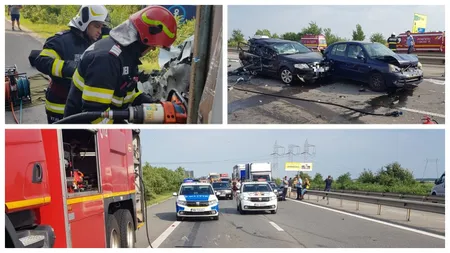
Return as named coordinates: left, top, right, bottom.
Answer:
left=62, top=130, right=100, bottom=196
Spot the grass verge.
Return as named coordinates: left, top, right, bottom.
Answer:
left=147, top=192, right=173, bottom=206
left=16, top=18, right=157, bottom=72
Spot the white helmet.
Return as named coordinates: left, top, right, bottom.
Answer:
left=69, top=5, right=110, bottom=32
left=391, top=32, right=396, bottom=36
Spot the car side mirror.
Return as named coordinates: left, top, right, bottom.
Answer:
left=357, top=54, right=365, bottom=61
left=172, top=192, right=178, bottom=196
left=320, top=49, right=325, bottom=55
left=435, top=179, right=439, bottom=184
left=274, top=189, right=278, bottom=193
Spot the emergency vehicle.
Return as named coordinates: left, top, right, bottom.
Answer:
left=396, top=32, right=445, bottom=53
left=300, top=34, right=327, bottom=52
left=5, top=129, right=147, bottom=248
left=173, top=182, right=219, bottom=221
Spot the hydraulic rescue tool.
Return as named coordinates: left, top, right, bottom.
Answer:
left=54, top=89, right=188, bottom=124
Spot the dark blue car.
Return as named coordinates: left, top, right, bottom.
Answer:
left=323, top=41, right=424, bottom=91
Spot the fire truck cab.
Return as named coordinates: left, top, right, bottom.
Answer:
left=5, top=129, right=145, bottom=248
left=300, top=34, right=327, bottom=52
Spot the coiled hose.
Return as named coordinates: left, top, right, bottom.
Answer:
left=5, top=76, right=30, bottom=124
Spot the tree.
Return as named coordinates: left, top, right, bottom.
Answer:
left=352, top=24, right=366, bottom=41
left=281, top=32, right=301, bottom=41
left=358, top=169, right=376, bottom=184
left=255, top=29, right=271, bottom=37
left=301, top=21, right=323, bottom=36
left=271, top=33, right=280, bottom=39
left=370, top=33, right=385, bottom=44
left=375, top=162, right=415, bottom=186
left=230, top=29, right=245, bottom=44
left=336, top=172, right=352, bottom=188
left=323, top=27, right=347, bottom=45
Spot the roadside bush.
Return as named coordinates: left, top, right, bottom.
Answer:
left=142, top=162, right=186, bottom=200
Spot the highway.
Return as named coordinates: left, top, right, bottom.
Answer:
left=228, top=51, right=445, bottom=124
left=135, top=196, right=445, bottom=248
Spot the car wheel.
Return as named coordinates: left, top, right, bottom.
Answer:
left=176, top=215, right=182, bottom=221
left=239, top=204, right=245, bottom=215
left=279, top=67, right=293, bottom=84
left=368, top=72, right=386, bottom=92
left=271, top=209, right=277, bottom=214
left=214, top=215, right=219, bottom=220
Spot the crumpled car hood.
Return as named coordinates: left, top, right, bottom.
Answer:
left=375, top=53, right=419, bottom=67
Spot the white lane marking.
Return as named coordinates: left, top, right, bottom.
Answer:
left=149, top=221, right=181, bottom=248
left=269, top=221, right=285, bottom=232
left=398, top=107, right=445, bottom=118
left=424, top=79, right=445, bottom=85
left=287, top=198, right=445, bottom=240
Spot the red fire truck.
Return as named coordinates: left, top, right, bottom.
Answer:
left=300, top=34, right=327, bottom=52
left=396, top=32, right=445, bottom=53
left=5, top=129, right=146, bottom=248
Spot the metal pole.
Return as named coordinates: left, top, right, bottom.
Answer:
left=340, top=198, right=343, bottom=207
left=406, top=209, right=411, bottom=221
left=377, top=205, right=382, bottom=215
left=356, top=201, right=359, bottom=211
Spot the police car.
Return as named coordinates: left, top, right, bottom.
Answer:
left=173, top=180, right=219, bottom=221
left=236, top=181, right=278, bottom=214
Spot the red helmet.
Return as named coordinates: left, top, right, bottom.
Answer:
left=129, top=6, right=177, bottom=48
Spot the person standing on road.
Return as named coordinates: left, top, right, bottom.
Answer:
left=301, top=178, right=310, bottom=200
left=63, top=6, right=177, bottom=124
left=281, top=176, right=288, bottom=201
left=387, top=33, right=400, bottom=52
left=296, top=176, right=303, bottom=200
left=34, top=5, right=110, bottom=124
left=406, top=30, right=415, bottom=54
left=323, top=175, right=333, bottom=199
left=287, top=177, right=292, bottom=198
left=8, top=5, right=22, bottom=31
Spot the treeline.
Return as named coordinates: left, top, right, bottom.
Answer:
left=290, top=162, right=435, bottom=195
left=228, top=22, right=387, bottom=47
left=141, top=162, right=187, bottom=200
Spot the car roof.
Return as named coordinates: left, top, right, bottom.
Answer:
left=181, top=182, right=211, bottom=186
left=242, top=181, right=270, bottom=185
left=250, top=38, right=299, bottom=45
left=331, top=41, right=376, bottom=46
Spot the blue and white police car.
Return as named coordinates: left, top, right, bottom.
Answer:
left=173, top=180, right=219, bottom=221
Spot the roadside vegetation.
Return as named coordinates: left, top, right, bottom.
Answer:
left=7, top=5, right=195, bottom=72
left=228, top=22, right=387, bottom=47
left=142, top=162, right=187, bottom=203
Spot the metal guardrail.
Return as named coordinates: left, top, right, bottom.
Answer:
left=308, top=188, right=445, bottom=204
left=297, top=190, right=445, bottom=221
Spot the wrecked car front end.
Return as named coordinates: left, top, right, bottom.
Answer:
left=375, top=54, right=424, bottom=88
left=291, top=59, right=330, bottom=83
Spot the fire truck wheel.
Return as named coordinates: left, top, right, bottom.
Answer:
left=368, top=72, right=386, bottom=92
left=114, top=209, right=135, bottom=248
left=106, top=214, right=121, bottom=248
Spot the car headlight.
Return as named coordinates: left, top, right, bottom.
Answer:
left=417, top=62, right=422, bottom=70
left=225, top=190, right=231, bottom=193
left=271, top=196, right=277, bottom=201
left=388, top=64, right=401, bottom=72
left=242, top=196, right=249, bottom=201
left=294, top=63, right=309, bottom=69
left=209, top=199, right=218, bottom=205
left=177, top=200, right=186, bottom=206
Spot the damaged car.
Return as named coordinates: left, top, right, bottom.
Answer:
left=322, top=41, right=424, bottom=92
left=238, top=38, right=329, bottom=85
left=139, top=35, right=194, bottom=101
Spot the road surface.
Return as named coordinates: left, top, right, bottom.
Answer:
left=136, top=196, right=445, bottom=248
left=5, top=19, right=47, bottom=124
left=227, top=52, right=445, bottom=124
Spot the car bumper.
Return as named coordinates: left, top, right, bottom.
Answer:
left=385, top=70, right=424, bottom=88
left=240, top=199, right=277, bottom=211
left=294, top=65, right=330, bottom=81
left=215, top=191, right=233, bottom=198
left=176, top=204, right=219, bottom=217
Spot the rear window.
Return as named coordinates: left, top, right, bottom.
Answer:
left=332, top=44, right=347, bottom=56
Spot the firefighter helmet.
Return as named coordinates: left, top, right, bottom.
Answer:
left=129, top=6, right=177, bottom=48
left=69, top=5, right=110, bottom=32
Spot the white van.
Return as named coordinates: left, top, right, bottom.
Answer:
left=430, top=173, right=445, bottom=196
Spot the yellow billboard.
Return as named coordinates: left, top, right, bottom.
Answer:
left=412, top=13, right=427, bottom=33
left=285, top=162, right=313, bottom=171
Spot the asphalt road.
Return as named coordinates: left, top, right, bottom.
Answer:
left=228, top=52, right=445, bottom=124
left=5, top=19, right=47, bottom=124
left=137, top=197, right=445, bottom=248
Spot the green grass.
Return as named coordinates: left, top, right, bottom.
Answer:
left=18, top=18, right=157, bottom=71
left=147, top=191, right=174, bottom=206
left=310, top=182, right=434, bottom=195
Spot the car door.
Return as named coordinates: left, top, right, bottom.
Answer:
left=343, top=44, right=371, bottom=82
left=437, top=174, right=445, bottom=196
left=327, top=43, right=348, bottom=78
left=260, top=46, right=279, bottom=76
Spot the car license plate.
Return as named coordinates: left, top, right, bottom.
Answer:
left=191, top=208, right=206, bottom=212
left=255, top=203, right=265, bottom=207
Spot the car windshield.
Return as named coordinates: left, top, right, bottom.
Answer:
left=272, top=41, right=311, bottom=55
left=363, top=43, right=396, bottom=58
left=243, top=184, right=271, bottom=192
left=212, top=183, right=230, bottom=189
left=180, top=185, right=214, bottom=195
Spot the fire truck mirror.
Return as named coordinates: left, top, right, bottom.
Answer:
left=32, top=162, right=43, bottom=183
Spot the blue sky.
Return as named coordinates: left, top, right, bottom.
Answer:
left=140, top=129, right=445, bottom=180
left=228, top=5, right=445, bottom=40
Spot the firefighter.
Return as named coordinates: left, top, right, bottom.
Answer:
left=387, top=32, right=400, bottom=52
left=64, top=6, right=177, bottom=124
left=35, top=5, right=110, bottom=124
